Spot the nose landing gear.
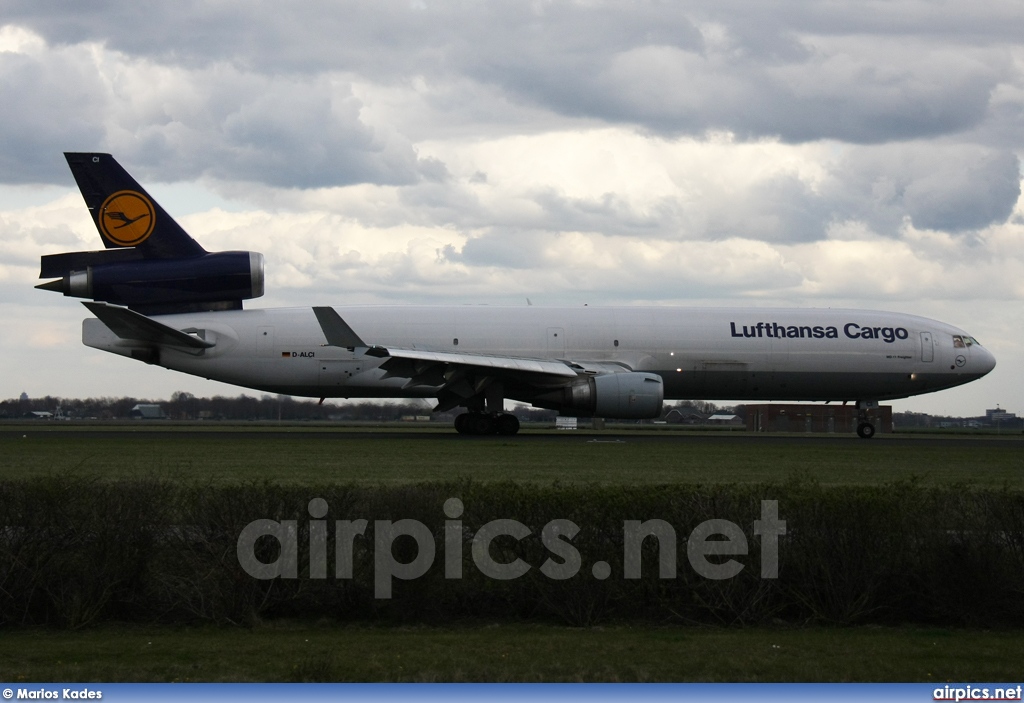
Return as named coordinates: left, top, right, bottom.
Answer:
left=856, top=421, right=876, bottom=439
left=856, top=400, right=878, bottom=439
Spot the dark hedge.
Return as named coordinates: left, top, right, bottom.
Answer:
left=1, top=476, right=1021, bottom=628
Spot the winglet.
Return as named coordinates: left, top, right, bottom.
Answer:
left=312, top=306, right=390, bottom=357
left=312, top=306, right=366, bottom=347
left=83, top=301, right=214, bottom=349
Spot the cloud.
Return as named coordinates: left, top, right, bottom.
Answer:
left=0, top=32, right=106, bottom=183
left=107, top=63, right=443, bottom=188
left=3, top=2, right=1020, bottom=158
left=0, top=28, right=434, bottom=188
left=2, top=2, right=1024, bottom=415
left=0, top=192, right=94, bottom=279
left=825, top=144, right=1021, bottom=234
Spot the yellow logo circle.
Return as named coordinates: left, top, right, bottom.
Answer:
left=98, top=190, right=155, bottom=246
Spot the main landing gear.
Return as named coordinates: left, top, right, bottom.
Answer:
left=454, top=412, right=521, bottom=436
left=856, top=400, right=878, bottom=439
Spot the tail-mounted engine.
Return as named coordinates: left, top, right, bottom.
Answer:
left=37, top=249, right=264, bottom=314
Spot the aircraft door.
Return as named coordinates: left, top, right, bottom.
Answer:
left=920, top=332, right=933, bottom=362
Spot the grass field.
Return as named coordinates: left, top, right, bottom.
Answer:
left=1, top=623, right=1022, bottom=682
left=2, top=423, right=1023, bottom=682
left=3, top=423, right=1023, bottom=486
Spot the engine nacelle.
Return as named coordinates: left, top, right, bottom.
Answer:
left=537, top=372, right=664, bottom=419
left=40, top=251, right=264, bottom=312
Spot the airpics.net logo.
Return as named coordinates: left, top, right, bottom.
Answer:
left=236, top=498, right=786, bottom=599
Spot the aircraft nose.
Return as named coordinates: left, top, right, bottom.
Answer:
left=976, top=346, right=996, bottom=375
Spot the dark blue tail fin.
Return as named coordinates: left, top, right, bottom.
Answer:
left=38, top=153, right=264, bottom=315
left=64, top=153, right=206, bottom=259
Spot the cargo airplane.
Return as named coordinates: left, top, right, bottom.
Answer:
left=37, top=153, right=996, bottom=438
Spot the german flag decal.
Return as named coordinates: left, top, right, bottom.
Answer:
left=98, top=190, right=155, bottom=246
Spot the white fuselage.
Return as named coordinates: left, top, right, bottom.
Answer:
left=83, top=305, right=995, bottom=403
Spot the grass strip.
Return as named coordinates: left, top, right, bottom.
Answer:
left=3, top=434, right=1023, bottom=486
left=0, top=623, right=1020, bottom=683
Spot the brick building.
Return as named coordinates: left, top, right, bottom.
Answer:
left=744, top=404, right=893, bottom=434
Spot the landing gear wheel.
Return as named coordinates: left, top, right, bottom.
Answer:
left=469, top=414, right=495, bottom=435
left=454, top=412, right=520, bottom=435
left=495, top=413, right=520, bottom=436
left=856, top=422, right=876, bottom=439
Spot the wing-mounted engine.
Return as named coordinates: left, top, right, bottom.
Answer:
left=36, top=152, right=264, bottom=315
left=533, top=372, right=665, bottom=419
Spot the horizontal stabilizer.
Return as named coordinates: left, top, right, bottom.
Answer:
left=40, top=248, right=145, bottom=280
left=83, top=302, right=214, bottom=349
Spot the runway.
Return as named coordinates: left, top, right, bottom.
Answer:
left=2, top=424, right=1020, bottom=448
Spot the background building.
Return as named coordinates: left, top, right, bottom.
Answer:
left=744, top=404, right=893, bottom=434
left=130, top=404, right=166, bottom=420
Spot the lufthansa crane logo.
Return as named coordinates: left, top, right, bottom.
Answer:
left=98, top=190, right=155, bottom=246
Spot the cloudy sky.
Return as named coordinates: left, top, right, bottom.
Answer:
left=2, top=1, right=1022, bottom=416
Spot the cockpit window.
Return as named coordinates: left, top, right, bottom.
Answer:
left=953, top=335, right=981, bottom=347
left=965, top=336, right=980, bottom=347
left=953, top=335, right=965, bottom=348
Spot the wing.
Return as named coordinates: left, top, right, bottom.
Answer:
left=313, top=306, right=609, bottom=411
